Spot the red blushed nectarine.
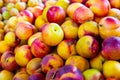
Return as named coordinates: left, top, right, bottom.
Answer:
left=73, top=4, right=94, bottom=24
left=15, top=45, right=33, bottom=67
left=54, top=65, right=84, bottom=80
left=1, top=51, right=19, bottom=71
left=31, top=38, right=51, bottom=58
left=101, top=36, right=120, bottom=60
left=86, top=0, right=111, bottom=17
left=57, top=39, right=77, bottom=60
left=47, top=6, right=66, bottom=24
left=17, top=10, right=34, bottom=23
left=15, top=21, right=35, bottom=40
left=99, top=16, right=120, bottom=39
left=41, top=23, right=64, bottom=46
left=76, top=35, right=99, bottom=58
left=41, top=54, right=64, bottom=73
left=28, top=73, right=45, bottom=80
left=0, top=70, right=14, bottom=80
left=26, top=58, right=41, bottom=75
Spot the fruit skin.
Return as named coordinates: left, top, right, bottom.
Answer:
left=65, top=55, right=89, bottom=72
left=32, top=6, right=44, bottom=18
left=46, top=68, right=58, bottom=80
left=0, top=70, right=14, bottom=80
left=35, top=15, right=46, bottom=30
left=73, top=4, right=94, bottom=24
left=28, top=32, right=42, bottom=46
left=98, top=16, right=120, bottom=39
left=108, top=8, right=120, bottom=20
left=0, top=41, right=10, bottom=54
left=4, top=16, right=18, bottom=32
left=101, top=36, right=120, bottom=60
left=109, top=0, right=120, bottom=9
left=15, top=21, right=35, bottom=40
left=28, top=0, right=41, bottom=7
left=44, top=0, right=56, bottom=7
left=56, top=0, right=70, bottom=11
left=42, top=6, right=51, bottom=22
left=90, top=54, right=106, bottom=71
left=28, top=73, right=45, bottom=80
left=61, top=19, right=78, bottom=39
left=31, top=38, right=51, bottom=58
left=1, top=51, right=19, bottom=71
left=86, top=0, right=111, bottom=17
left=15, top=2, right=26, bottom=11
left=13, top=71, right=29, bottom=80
left=4, top=31, right=20, bottom=47
left=54, top=65, right=84, bottom=80
left=103, top=60, right=120, bottom=79
left=69, top=0, right=87, bottom=4
left=17, top=10, right=34, bottom=23
left=67, top=3, right=82, bottom=19
left=42, top=23, right=64, bottom=46
left=47, top=6, right=66, bottom=24
left=41, top=54, right=64, bottom=73
left=106, top=77, right=118, bottom=80
left=83, top=69, right=103, bottom=80
left=57, top=39, right=76, bottom=60
left=78, top=21, right=99, bottom=38
left=9, top=8, right=19, bottom=16
left=76, top=35, right=99, bottom=58
left=15, top=45, right=33, bottom=66
left=26, top=58, right=41, bottom=75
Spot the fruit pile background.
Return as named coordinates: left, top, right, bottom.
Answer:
left=0, top=0, right=120, bottom=80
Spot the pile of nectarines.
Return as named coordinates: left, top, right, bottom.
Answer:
left=0, top=0, right=120, bottom=80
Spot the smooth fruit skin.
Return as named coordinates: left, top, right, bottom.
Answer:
left=108, top=8, right=120, bottom=20
left=101, top=36, right=120, bottom=60
left=69, top=0, right=86, bottom=4
left=28, top=73, right=45, bottom=80
left=73, top=4, right=94, bottom=24
left=41, top=54, right=64, bottom=73
left=28, top=32, right=42, bottom=46
left=109, top=0, right=120, bottom=9
left=78, top=21, right=99, bottom=38
left=15, top=21, right=35, bottom=40
left=42, top=23, right=64, bottom=46
left=15, top=45, right=33, bottom=66
left=4, top=31, right=19, bottom=47
left=83, top=69, right=103, bottom=80
left=86, top=0, right=111, bottom=17
left=61, top=19, right=79, bottom=39
left=65, top=55, right=89, bottom=72
left=0, top=41, right=10, bottom=54
left=1, top=51, right=19, bottom=71
left=99, top=16, right=120, bottom=39
left=31, top=38, right=51, bottom=58
left=67, top=3, right=82, bottom=19
left=47, top=6, right=66, bottom=24
left=46, top=68, right=58, bottom=80
left=54, top=65, right=84, bottom=80
left=0, top=70, right=14, bottom=80
left=55, top=0, right=70, bottom=11
left=17, top=10, right=34, bottom=23
left=57, top=39, right=77, bottom=60
left=103, top=60, right=120, bottom=79
left=26, top=58, right=41, bottom=75
left=13, top=71, right=29, bottom=80
left=32, top=6, right=43, bottom=18
left=76, top=35, right=99, bottom=58
left=90, top=54, right=106, bottom=71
